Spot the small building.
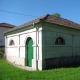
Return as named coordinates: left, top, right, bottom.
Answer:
left=4, top=14, right=80, bottom=70
left=0, top=23, right=16, bottom=51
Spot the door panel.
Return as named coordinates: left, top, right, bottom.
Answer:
left=27, top=39, right=33, bottom=66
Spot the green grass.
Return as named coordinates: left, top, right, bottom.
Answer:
left=0, top=59, right=80, bottom=80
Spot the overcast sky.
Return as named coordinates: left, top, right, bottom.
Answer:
left=0, top=0, right=80, bottom=26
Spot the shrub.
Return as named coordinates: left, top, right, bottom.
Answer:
left=0, top=47, right=4, bottom=53
left=0, top=52, right=4, bottom=58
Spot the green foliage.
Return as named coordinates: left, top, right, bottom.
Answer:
left=52, top=13, right=61, bottom=17
left=0, top=47, right=4, bottom=53
left=0, top=52, right=4, bottom=58
left=0, top=59, right=80, bottom=80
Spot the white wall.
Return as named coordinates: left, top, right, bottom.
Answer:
left=5, top=27, right=43, bottom=70
left=5, top=23, right=80, bottom=70
left=42, top=24, right=80, bottom=59
left=0, top=27, right=12, bottom=46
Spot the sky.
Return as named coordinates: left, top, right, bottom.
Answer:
left=0, top=0, right=80, bottom=26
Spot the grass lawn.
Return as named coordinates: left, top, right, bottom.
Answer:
left=0, top=59, right=80, bottom=80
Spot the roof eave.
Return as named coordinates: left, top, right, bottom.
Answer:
left=4, top=20, right=41, bottom=36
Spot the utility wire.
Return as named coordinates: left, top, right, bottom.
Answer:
left=0, top=9, right=38, bottom=17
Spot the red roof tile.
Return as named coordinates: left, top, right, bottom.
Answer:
left=43, top=14, right=80, bottom=29
left=0, top=22, right=16, bottom=28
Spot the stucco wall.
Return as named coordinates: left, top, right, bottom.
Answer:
left=5, top=22, right=80, bottom=70
left=42, top=24, right=80, bottom=58
left=42, top=23, right=80, bottom=69
left=5, top=27, right=43, bottom=70
left=6, top=28, right=36, bottom=64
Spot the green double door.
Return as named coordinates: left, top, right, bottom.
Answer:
left=27, top=38, right=33, bottom=67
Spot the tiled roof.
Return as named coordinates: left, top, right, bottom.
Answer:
left=0, top=22, right=16, bottom=28
left=43, top=14, right=80, bottom=29
left=19, top=14, right=80, bottom=30
left=18, top=14, right=48, bottom=27
left=4, top=14, right=80, bottom=34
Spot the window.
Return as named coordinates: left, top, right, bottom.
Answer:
left=55, top=37, right=65, bottom=45
left=9, top=40, right=15, bottom=46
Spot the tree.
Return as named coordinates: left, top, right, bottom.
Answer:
left=52, top=13, right=61, bottom=17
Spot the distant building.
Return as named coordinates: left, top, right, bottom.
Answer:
left=0, top=22, right=16, bottom=47
left=4, top=14, right=80, bottom=70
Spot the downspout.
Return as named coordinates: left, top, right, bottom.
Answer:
left=18, top=35, right=20, bottom=57
left=33, top=23, right=38, bottom=70
left=36, top=26, right=38, bottom=70
left=5, top=36, right=7, bottom=58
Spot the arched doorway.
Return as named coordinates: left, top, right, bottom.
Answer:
left=25, top=37, right=33, bottom=67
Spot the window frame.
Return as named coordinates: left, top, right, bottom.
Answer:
left=55, top=37, right=65, bottom=45
left=9, top=40, right=15, bottom=46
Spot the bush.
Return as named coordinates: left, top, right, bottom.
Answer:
left=0, top=47, right=4, bottom=53
left=0, top=52, right=4, bottom=58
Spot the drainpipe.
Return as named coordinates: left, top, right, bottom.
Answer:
left=33, top=23, right=38, bottom=70
left=36, top=26, right=38, bottom=70
left=5, top=36, right=7, bottom=58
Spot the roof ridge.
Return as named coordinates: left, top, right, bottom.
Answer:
left=39, top=14, right=50, bottom=20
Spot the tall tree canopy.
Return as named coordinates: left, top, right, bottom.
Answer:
left=52, top=13, right=61, bottom=17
